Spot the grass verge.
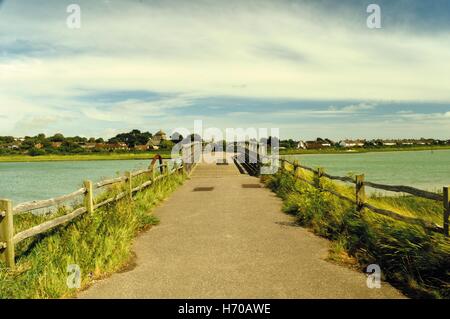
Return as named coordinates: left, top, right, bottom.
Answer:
left=262, top=167, right=450, bottom=299
left=0, top=171, right=185, bottom=298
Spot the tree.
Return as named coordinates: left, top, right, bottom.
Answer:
left=49, top=133, right=65, bottom=142
left=60, top=141, right=84, bottom=153
left=109, top=130, right=152, bottom=147
left=0, top=136, right=14, bottom=144
left=20, top=138, right=36, bottom=150
left=29, top=147, right=46, bottom=156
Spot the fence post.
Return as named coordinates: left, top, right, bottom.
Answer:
left=294, top=160, right=302, bottom=177
left=151, top=165, right=156, bottom=182
left=125, top=171, right=133, bottom=200
left=314, top=167, right=324, bottom=189
left=355, top=175, right=366, bottom=214
left=182, top=160, right=186, bottom=175
left=444, top=186, right=449, bottom=237
left=292, top=160, right=300, bottom=178
left=165, top=163, right=170, bottom=177
left=83, top=180, right=94, bottom=214
left=0, top=199, right=15, bottom=269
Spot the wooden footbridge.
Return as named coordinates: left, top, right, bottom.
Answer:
left=78, top=148, right=403, bottom=298
left=3, top=142, right=448, bottom=298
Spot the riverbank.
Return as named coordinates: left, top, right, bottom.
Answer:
left=0, top=171, right=186, bottom=298
left=0, top=152, right=172, bottom=163
left=262, top=167, right=450, bottom=299
left=279, top=145, right=450, bottom=156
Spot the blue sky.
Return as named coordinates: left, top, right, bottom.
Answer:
left=0, top=0, right=449, bottom=140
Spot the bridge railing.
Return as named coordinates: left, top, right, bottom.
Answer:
left=278, top=158, right=449, bottom=237
left=0, top=153, right=195, bottom=270
left=234, top=141, right=270, bottom=176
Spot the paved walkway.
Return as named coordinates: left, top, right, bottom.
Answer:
left=80, top=153, right=404, bottom=298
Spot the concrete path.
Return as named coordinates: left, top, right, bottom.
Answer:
left=80, top=153, right=404, bottom=299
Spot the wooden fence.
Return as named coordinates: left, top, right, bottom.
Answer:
left=0, top=153, right=196, bottom=270
left=279, top=158, right=449, bottom=237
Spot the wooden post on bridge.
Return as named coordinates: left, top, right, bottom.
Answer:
left=0, top=199, right=15, bottom=269
left=83, top=180, right=94, bottom=214
left=355, top=175, right=366, bottom=214
left=444, top=186, right=449, bottom=237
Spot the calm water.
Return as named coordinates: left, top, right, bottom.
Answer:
left=1, top=150, right=449, bottom=204
left=0, top=159, right=173, bottom=205
left=284, top=149, right=450, bottom=192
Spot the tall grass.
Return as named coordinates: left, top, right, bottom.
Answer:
left=263, top=167, right=450, bottom=298
left=0, top=172, right=185, bottom=299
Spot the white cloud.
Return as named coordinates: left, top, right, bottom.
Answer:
left=0, top=0, right=449, bottom=137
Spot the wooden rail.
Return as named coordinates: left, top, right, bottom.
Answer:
left=0, top=149, right=199, bottom=270
left=279, top=159, right=448, bottom=236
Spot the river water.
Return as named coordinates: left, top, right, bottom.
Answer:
left=1, top=150, right=449, bottom=204
left=283, top=149, right=450, bottom=193
left=0, top=159, right=173, bottom=204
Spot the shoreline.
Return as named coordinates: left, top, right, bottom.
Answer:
left=0, top=153, right=173, bottom=163
left=0, top=146, right=449, bottom=163
left=279, top=145, right=450, bottom=156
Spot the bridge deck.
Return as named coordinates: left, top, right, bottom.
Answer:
left=80, top=153, right=403, bottom=298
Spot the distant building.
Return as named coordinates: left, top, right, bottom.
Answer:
left=147, top=130, right=167, bottom=150
left=339, top=140, right=365, bottom=148
left=297, top=140, right=307, bottom=149
left=51, top=142, right=63, bottom=148
left=302, top=139, right=333, bottom=149
left=81, top=143, right=96, bottom=149
left=108, top=142, right=128, bottom=150
left=134, top=145, right=149, bottom=151
left=382, top=140, right=397, bottom=146
left=95, top=143, right=107, bottom=149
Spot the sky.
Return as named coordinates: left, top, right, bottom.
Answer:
left=0, top=0, right=449, bottom=140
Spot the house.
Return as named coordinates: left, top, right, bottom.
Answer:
left=297, top=140, right=307, bottom=149
left=147, top=130, right=167, bottom=150
left=108, top=142, right=128, bottom=150
left=400, top=139, right=414, bottom=146
left=81, top=143, right=96, bottom=149
left=95, top=143, right=107, bottom=149
left=51, top=142, right=63, bottom=148
left=134, top=145, right=149, bottom=151
left=305, top=142, right=323, bottom=149
left=35, top=143, right=44, bottom=149
left=339, top=140, right=365, bottom=148
left=298, top=138, right=333, bottom=149
left=382, top=140, right=397, bottom=146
